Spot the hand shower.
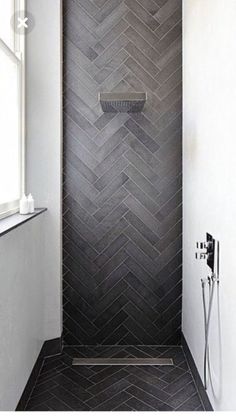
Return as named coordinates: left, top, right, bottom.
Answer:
left=201, top=274, right=219, bottom=390
left=196, top=234, right=220, bottom=390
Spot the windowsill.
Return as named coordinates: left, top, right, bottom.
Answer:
left=0, top=208, right=47, bottom=238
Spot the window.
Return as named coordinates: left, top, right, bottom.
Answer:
left=0, top=0, right=25, bottom=219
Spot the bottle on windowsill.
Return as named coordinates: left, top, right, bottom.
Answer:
left=19, top=194, right=29, bottom=215
left=28, top=194, right=35, bottom=214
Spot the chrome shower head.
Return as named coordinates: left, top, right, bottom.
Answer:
left=99, top=92, right=147, bottom=113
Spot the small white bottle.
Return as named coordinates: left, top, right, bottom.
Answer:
left=20, top=194, right=29, bottom=215
left=28, top=194, right=35, bottom=214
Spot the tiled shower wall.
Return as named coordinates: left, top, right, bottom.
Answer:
left=63, top=0, right=182, bottom=345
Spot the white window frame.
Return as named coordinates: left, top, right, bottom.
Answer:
left=0, top=0, right=25, bottom=220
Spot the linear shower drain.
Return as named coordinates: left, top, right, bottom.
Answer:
left=72, top=358, right=173, bottom=366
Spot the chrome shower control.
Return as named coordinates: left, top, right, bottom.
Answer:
left=195, top=252, right=207, bottom=260
left=195, top=233, right=220, bottom=278
left=196, top=242, right=207, bottom=249
left=196, top=237, right=220, bottom=391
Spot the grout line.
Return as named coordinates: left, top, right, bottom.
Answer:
left=123, top=161, right=161, bottom=204
left=124, top=54, right=161, bottom=89
left=123, top=8, right=160, bottom=41
left=24, top=358, right=48, bottom=410
left=181, top=346, right=206, bottom=411
left=112, top=396, right=133, bottom=411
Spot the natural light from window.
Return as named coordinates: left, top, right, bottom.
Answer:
left=0, top=0, right=14, bottom=50
left=0, top=0, right=25, bottom=218
left=0, top=45, right=20, bottom=206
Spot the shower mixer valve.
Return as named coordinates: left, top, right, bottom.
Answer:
left=195, top=250, right=208, bottom=260
left=195, top=240, right=213, bottom=260
left=195, top=233, right=219, bottom=278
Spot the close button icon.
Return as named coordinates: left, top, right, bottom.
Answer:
left=17, top=17, right=29, bottom=29
left=11, top=11, right=35, bottom=35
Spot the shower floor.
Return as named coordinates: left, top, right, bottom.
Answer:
left=25, top=346, right=204, bottom=411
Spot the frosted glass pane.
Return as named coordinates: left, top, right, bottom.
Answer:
left=0, top=47, right=20, bottom=205
left=0, top=0, right=14, bottom=51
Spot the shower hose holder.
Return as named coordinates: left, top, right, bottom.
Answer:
left=196, top=233, right=220, bottom=390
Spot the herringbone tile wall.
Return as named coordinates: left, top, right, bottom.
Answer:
left=63, top=0, right=182, bottom=345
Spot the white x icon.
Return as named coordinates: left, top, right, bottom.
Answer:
left=17, top=17, right=28, bottom=29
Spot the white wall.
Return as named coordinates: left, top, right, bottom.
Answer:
left=183, top=0, right=236, bottom=411
left=26, top=0, right=62, bottom=339
left=0, top=217, right=45, bottom=410
left=0, top=0, right=62, bottom=410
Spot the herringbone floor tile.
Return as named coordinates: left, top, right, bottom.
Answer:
left=25, top=346, right=204, bottom=411
left=63, top=0, right=182, bottom=345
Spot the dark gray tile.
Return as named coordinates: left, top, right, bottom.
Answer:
left=124, top=225, right=159, bottom=259
left=50, top=386, right=89, bottom=410
left=94, top=2, right=128, bottom=39
left=126, top=385, right=173, bottom=411
left=93, top=187, right=129, bottom=222
left=124, top=149, right=159, bottom=183
left=124, top=57, right=159, bottom=91
left=63, top=0, right=182, bottom=347
left=154, top=0, right=181, bottom=23
left=94, top=294, right=129, bottom=329
left=124, top=273, right=158, bottom=307
left=94, top=391, right=131, bottom=411
left=124, top=11, right=159, bottom=47
left=125, top=42, right=159, bottom=77
left=94, top=112, right=116, bottom=131
left=94, top=140, right=129, bottom=177
left=94, top=50, right=129, bottom=84
left=93, top=247, right=128, bottom=284
left=65, top=103, right=98, bottom=138
left=124, top=164, right=160, bottom=201
left=95, top=173, right=129, bottom=207
left=99, top=19, right=129, bottom=49
left=124, top=195, right=160, bottom=236
left=94, top=157, right=129, bottom=191
left=95, top=203, right=129, bottom=240
left=65, top=88, right=100, bottom=124
left=155, top=7, right=182, bottom=39
left=124, top=240, right=158, bottom=277
left=124, top=210, right=160, bottom=246
left=65, top=149, right=98, bottom=185
left=124, top=179, right=159, bottom=215
left=177, top=393, right=204, bottom=411
left=94, top=218, right=129, bottom=253
left=53, top=374, right=93, bottom=402
left=94, top=34, right=128, bottom=69
left=93, top=115, right=129, bottom=148
left=126, top=396, right=155, bottom=411
left=124, top=0, right=160, bottom=30
left=125, top=118, right=159, bottom=153
left=94, top=0, right=123, bottom=23
left=45, top=397, right=73, bottom=411
left=167, top=382, right=197, bottom=409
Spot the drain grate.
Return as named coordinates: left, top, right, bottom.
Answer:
left=72, top=357, right=173, bottom=366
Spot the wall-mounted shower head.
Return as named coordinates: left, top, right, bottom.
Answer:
left=99, top=92, right=147, bottom=113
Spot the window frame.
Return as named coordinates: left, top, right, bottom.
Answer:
left=0, top=0, right=25, bottom=220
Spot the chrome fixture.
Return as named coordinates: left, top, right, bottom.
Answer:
left=196, top=233, right=219, bottom=278
left=196, top=233, right=220, bottom=390
left=73, top=357, right=173, bottom=366
left=99, top=92, right=147, bottom=113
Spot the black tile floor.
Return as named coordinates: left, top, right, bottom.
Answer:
left=25, top=346, right=204, bottom=411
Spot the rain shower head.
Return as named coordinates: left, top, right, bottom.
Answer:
left=99, top=92, right=147, bottom=113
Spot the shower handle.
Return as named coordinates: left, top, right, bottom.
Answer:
left=195, top=239, right=214, bottom=263
left=195, top=242, right=208, bottom=260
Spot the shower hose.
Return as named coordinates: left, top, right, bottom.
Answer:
left=201, top=275, right=217, bottom=390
